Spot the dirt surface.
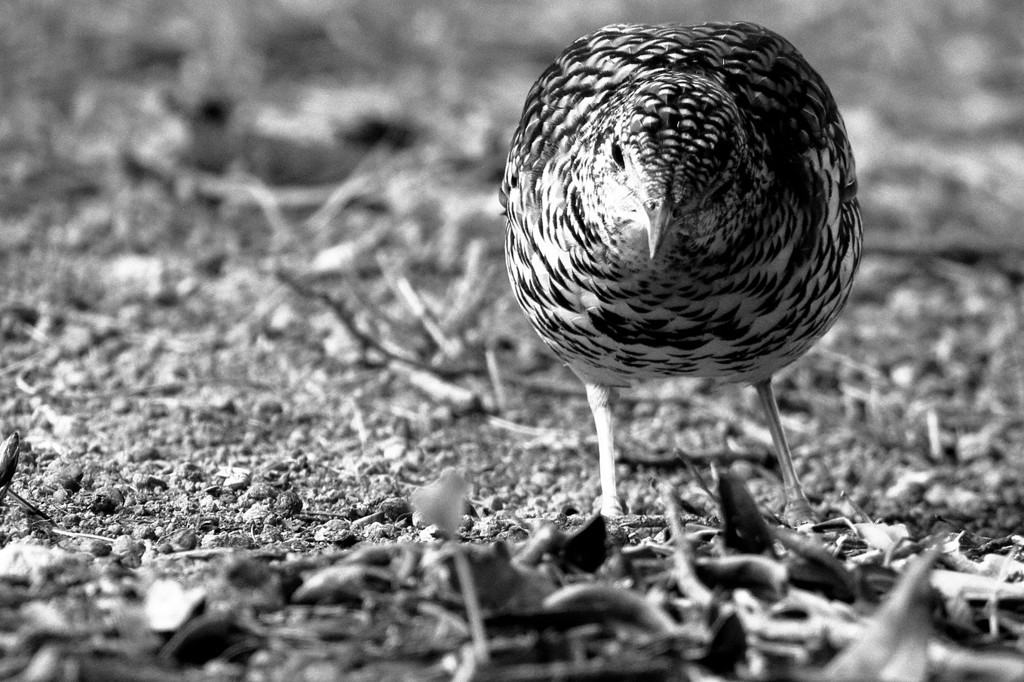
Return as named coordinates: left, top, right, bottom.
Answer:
left=1, top=1, right=1024, bottom=679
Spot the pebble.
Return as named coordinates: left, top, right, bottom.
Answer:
left=274, top=491, right=303, bottom=516
left=254, top=398, right=284, bottom=418
left=88, top=540, right=112, bottom=557
left=223, top=470, right=251, bottom=491
left=379, top=496, right=410, bottom=521
left=110, top=397, right=132, bottom=414
left=248, top=482, right=276, bottom=501
left=112, top=536, right=145, bottom=564
left=91, top=487, right=125, bottom=514
left=128, top=446, right=161, bottom=463
left=169, top=528, right=199, bottom=551
left=48, top=464, right=84, bottom=492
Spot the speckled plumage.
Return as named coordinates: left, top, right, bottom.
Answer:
left=500, top=21, right=862, bottom=521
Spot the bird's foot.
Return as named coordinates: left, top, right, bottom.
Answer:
left=782, top=496, right=817, bottom=527
left=596, top=494, right=625, bottom=518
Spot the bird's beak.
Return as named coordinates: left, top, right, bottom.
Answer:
left=644, top=202, right=672, bottom=260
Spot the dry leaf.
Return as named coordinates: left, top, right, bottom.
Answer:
left=145, top=579, right=206, bottom=633
left=824, top=549, right=936, bottom=681
left=411, top=468, right=470, bottom=539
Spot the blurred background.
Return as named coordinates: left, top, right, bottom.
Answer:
left=1, top=0, right=1023, bottom=536
left=3, top=0, right=1024, bottom=249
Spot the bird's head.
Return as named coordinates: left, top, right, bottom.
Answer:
left=587, top=72, right=747, bottom=260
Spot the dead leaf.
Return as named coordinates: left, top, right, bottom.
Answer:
left=292, top=564, right=395, bottom=604
left=824, top=548, right=936, bottom=681
left=145, top=579, right=206, bottom=633
left=719, top=469, right=775, bottom=555
left=411, top=468, right=470, bottom=539
left=854, top=522, right=910, bottom=552
left=542, top=584, right=675, bottom=635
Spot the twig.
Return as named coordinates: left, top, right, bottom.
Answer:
left=813, top=346, right=887, bottom=382
left=838, top=491, right=873, bottom=524
left=390, top=361, right=483, bottom=414
left=660, top=484, right=714, bottom=608
left=241, top=181, right=292, bottom=246
left=443, top=239, right=497, bottom=333
left=985, top=544, right=1021, bottom=638
left=486, top=416, right=564, bottom=438
left=619, top=447, right=768, bottom=468
left=49, top=527, right=116, bottom=543
left=275, top=268, right=422, bottom=367
left=15, top=373, right=38, bottom=396
left=452, top=548, right=490, bottom=664
left=7, top=490, right=51, bottom=522
left=677, top=457, right=719, bottom=512
left=0, top=346, right=60, bottom=378
left=63, top=378, right=277, bottom=402
left=378, top=255, right=463, bottom=359
left=1005, top=277, right=1024, bottom=415
left=485, top=345, right=507, bottom=414
left=925, top=408, right=943, bottom=463
left=865, top=231, right=1024, bottom=262
left=297, top=510, right=352, bottom=521
left=125, top=147, right=375, bottom=212
left=305, top=174, right=374, bottom=234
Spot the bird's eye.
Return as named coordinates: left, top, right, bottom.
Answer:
left=610, top=141, right=625, bottom=168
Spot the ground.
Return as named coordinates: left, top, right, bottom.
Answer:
left=1, top=1, right=1023, bottom=680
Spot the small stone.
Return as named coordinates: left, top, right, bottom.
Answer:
left=889, top=364, right=916, bottom=389
left=200, top=532, right=226, bottom=549
left=286, top=429, right=308, bottom=447
left=208, top=394, right=237, bottom=413
left=265, top=303, right=299, bottom=336
left=61, top=324, right=96, bottom=356
left=225, top=556, right=273, bottom=589
left=110, top=397, right=132, bottom=414
left=111, top=535, right=144, bottom=561
left=242, top=504, right=269, bottom=525
left=133, top=524, right=157, bottom=541
left=956, top=431, right=995, bottom=463
left=169, top=528, right=199, bottom=551
left=313, top=520, right=346, bottom=542
left=89, top=540, right=112, bottom=557
left=351, top=511, right=385, bottom=529
left=49, top=464, right=84, bottom=492
left=379, top=496, right=410, bottom=521
left=223, top=470, right=251, bottom=491
left=333, top=530, right=358, bottom=548
left=361, top=521, right=393, bottom=541
left=254, top=398, right=284, bottom=418
left=129, top=446, right=161, bottom=462
left=248, top=482, right=276, bottom=501
left=121, top=551, right=143, bottom=569
left=274, top=491, right=303, bottom=516
left=141, top=475, right=169, bottom=491
left=378, top=436, right=408, bottom=461
left=222, top=531, right=256, bottom=549
left=91, top=487, right=125, bottom=514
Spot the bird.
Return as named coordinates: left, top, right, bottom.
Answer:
left=499, top=21, right=862, bottom=524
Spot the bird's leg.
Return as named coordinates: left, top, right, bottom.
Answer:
left=753, top=379, right=815, bottom=525
left=584, top=382, right=624, bottom=516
